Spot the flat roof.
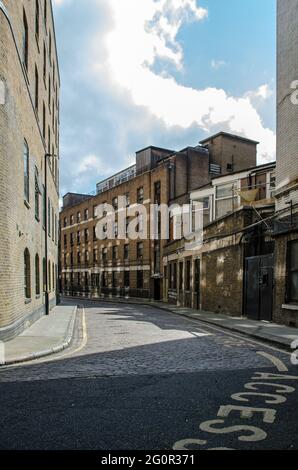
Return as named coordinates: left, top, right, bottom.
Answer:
left=136, top=145, right=174, bottom=154
left=200, top=131, right=259, bottom=146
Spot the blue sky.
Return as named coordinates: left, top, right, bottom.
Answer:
left=52, top=0, right=276, bottom=196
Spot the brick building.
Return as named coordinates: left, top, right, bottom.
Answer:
left=273, top=0, right=298, bottom=326
left=60, top=132, right=257, bottom=301
left=0, top=1, right=60, bottom=340
left=163, top=162, right=276, bottom=317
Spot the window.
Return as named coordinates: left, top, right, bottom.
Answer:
left=93, top=226, right=97, bottom=241
left=287, top=241, right=298, bottom=303
left=70, top=214, right=74, bottom=225
left=44, top=0, right=47, bottom=27
left=185, top=260, right=191, bottom=291
left=43, top=43, right=46, bottom=80
left=173, top=262, right=177, bottom=290
left=35, top=0, right=40, bottom=41
left=48, top=198, right=51, bottom=236
left=102, top=271, right=107, bottom=288
left=93, top=249, right=98, bottom=263
left=102, top=247, right=108, bottom=263
left=48, top=75, right=51, bottom=108
left=137, top=270, right=143, bottom=289
left=49, top=32, right=52, bottom=61
left=70, top=252, right=74, bottom=266
left=112, top=272, right=117, bottom=288
left=124, top=271, right=130, bottom=288
left=154, top=181, right=161, bottom=204
left=77, top=252, right=81, bottom=265
left=43, top=258, right=46, bottom=291
left=52, top=262, right=55, bottom=291
left=35, top=166, right=40, bottom=219
left=124, top=244, right=129, bottom=260
left=63, top=217, right=67, bottom=228
left=64, top=234, right=67, bottom=247
left=112, top=197, right=118, bottom=210
left=84, top=228, right=89, bottom=243
left=24, top=141, right=30, bottom=203
left=42, top=102, right=46, bottom=139
left=77, top=231, right=81, bottom=245
left=35, top=65, right=39, bottom=112
left=24, top=249, right=31, bottom=299
left=84, top=208, right=89, bottom=220
left=22, top=10, right=29, bottom=70
left=48, top=261, right=51, bottom=291
left=137, top=187, right=144, bottom=204
left=70, top=233, right=74, bottom=246
left=35, top=254, right=40, bottom=295
left=42, top=185, right=46, bottom=227
left=77, top=212, right=81, bottom=223
left=125, top=193, right=130, bottom=207
left=137, top=242, right=143, bottom=260
left=85, top=250, right=89, bottom=265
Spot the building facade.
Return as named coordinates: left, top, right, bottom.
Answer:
left=163, top=163, right=276, bottom=318
left=60, top=133, right=257, bottom=302
left=273, top=0, right=298, bottom=327
left=0, top=1, right=60, bottom=340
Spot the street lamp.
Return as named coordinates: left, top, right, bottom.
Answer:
left=44, top=152, right=59, bottom=316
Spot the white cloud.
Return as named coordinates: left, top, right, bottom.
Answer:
left=96, top=0, right=275, bottom=162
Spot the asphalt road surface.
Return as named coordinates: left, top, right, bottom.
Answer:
left=0, top=300, right=297, bottom=450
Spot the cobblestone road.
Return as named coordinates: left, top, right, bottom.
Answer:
left=0, top=300, right=297, bottom=450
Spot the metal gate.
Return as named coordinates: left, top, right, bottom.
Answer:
left=194, top=259, right=201, bottom=310
left=244, top=254, right=274, bottom=321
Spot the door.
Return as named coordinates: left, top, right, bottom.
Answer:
left=194, top=259, right=201, bottom=310
left=154, top=279, right=161, bottom=301
left=244, top=254, right=274, bottom=321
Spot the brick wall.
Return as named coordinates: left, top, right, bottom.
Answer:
left=0, top=1, right=60, bottom=340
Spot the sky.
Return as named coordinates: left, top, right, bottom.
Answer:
left=52, top=0, right=277, bottom=197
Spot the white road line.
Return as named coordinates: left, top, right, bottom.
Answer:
left=256, top=351, right=289, bottom=372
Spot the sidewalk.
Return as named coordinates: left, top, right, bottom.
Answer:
left=0, top=305, right=77, bottom=366
left=77, top=296, right=298, bottom=351
left=152, top=303, right=298, bottom=352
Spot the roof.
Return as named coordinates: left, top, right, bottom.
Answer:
left=135, top=145, right=174, bottom=154
left=199, top=131, right=259, bottom=146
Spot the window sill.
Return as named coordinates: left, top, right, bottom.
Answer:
left=282, top=304, right=298, bottom=311
left=25, top=298, right=32, bottom=305
left=24, top=200, right=31, bottom=210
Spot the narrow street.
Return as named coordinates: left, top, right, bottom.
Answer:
left=0, top=300, right=297, bottom=450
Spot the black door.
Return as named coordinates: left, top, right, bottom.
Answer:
left=194, top=259, right=201, bottom=310
left=244, top=254, right=274, bottom=321
left=154, top=279, right=161, bottom=301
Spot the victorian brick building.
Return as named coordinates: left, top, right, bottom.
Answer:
left=60, top=132, right=258, bottom=301
left=0, top=1, right=60, bottom=340
left=273, top=0, right=298, bottom=327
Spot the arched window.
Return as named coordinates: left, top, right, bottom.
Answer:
left=43, top=258, right=46, bottom=292
left=24, top=249, right=31, bottom=299
left=35, top=254, right=40, bottom=295
left=48, top=261, right=51, bottom=291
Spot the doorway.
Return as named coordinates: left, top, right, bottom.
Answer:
left=244, top=254, right=274, bottom=321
